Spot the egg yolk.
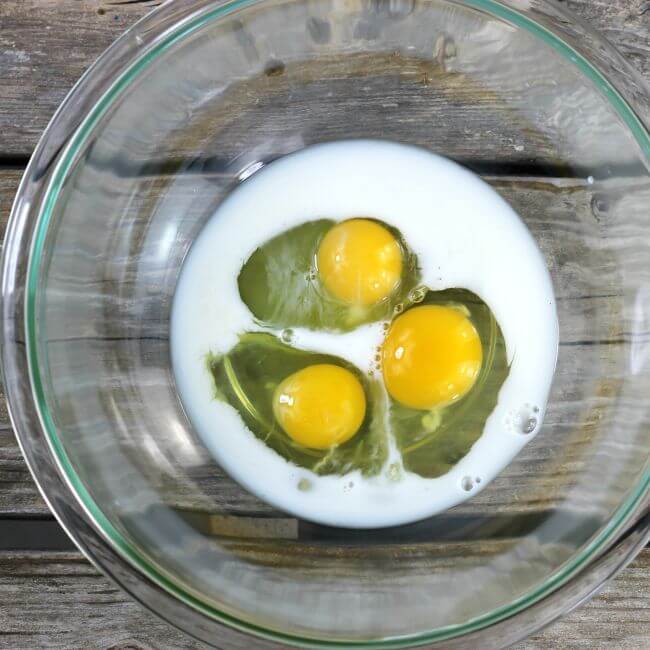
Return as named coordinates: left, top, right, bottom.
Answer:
left=317, top=219, right=403, bottom=306
left=273, top=364, right=366, bottom=449
left=382, top=305, right=482, bottom=409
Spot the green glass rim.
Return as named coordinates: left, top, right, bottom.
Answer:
left=24, top=0, right=650, bottom=647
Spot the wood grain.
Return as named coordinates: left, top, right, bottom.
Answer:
left=0, top=168, right=21, bottom=223
left=0, top=0, right=158, bottom=156
left=515, top=549, right=650, bottom=650
left=0, top=170, right=40, bottom=514
left=0, top=0, right=648, bottom=158
left=0, top=550, right=208, bottom=650
left=0, top=548, right=647, bottom=649
left=1, top=169, right=648, bottom=517
left=563, top=0, right=650, bottom=79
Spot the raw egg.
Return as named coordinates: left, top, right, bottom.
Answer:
left=317, top=219, right=403, bottom=306
left=273, top=363, right=366, bottom=449
left=382, top=305, right=482, bottom=409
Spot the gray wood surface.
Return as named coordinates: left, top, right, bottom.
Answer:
left=1, top=170, right=648, bottom=517
left=0, top=0, right=648, bottom=157
left=0, top=0, right=648, bottom=648
left=0, top=548, right=647, bottom=649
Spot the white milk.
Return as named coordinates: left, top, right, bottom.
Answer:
left=171, top=140, right=558, bottom=528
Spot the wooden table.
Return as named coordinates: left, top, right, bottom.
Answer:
left=0, top=1, right=648, bottom=648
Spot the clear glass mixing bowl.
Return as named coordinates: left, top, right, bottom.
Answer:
left=2, top=0, right=649, bottom=647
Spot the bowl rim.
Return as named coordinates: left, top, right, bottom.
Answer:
left=4, top=0, right=649, bottom=647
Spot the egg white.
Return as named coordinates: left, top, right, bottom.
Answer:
left=170, top=140, right=559, bottom=528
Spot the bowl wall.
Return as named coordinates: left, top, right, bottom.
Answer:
left=6, top=0, right=649, bottom=645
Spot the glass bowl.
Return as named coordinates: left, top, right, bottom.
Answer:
left=2, top=0, right=649, bottom=647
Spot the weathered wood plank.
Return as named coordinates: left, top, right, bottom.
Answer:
left=0, top=548, right=647, bottom=649
left=0, top=170, right=41, bottom=513
left=2, top=162, right=645, bottom=642
left=0, top=0, right=156, bottom=156
left=0, top=167, right=644, bottom=515
left=514, top=548, right=650, bottom=650
left=0, top=334, right=644, bottom=518
left=0, top=0, right=648, bottom=158
left=563, top=0, right=650, bottom=79
left=0, top=550, right=210, bottom=649
left=0, top=168, right=21, bottom=223
left=1, top=166, right=648, bottom=517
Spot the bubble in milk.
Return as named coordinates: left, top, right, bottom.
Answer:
left=297, top=478, right=312, bottom=491
left=387, top=462, right=402, bottom=482
left=522, top=417, right=538, bottom=434
left=461, top=476, right=474, bottom=492
left=409, top=286, right=426, bottom=303
left=506, top=403, right=540, bottom=435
